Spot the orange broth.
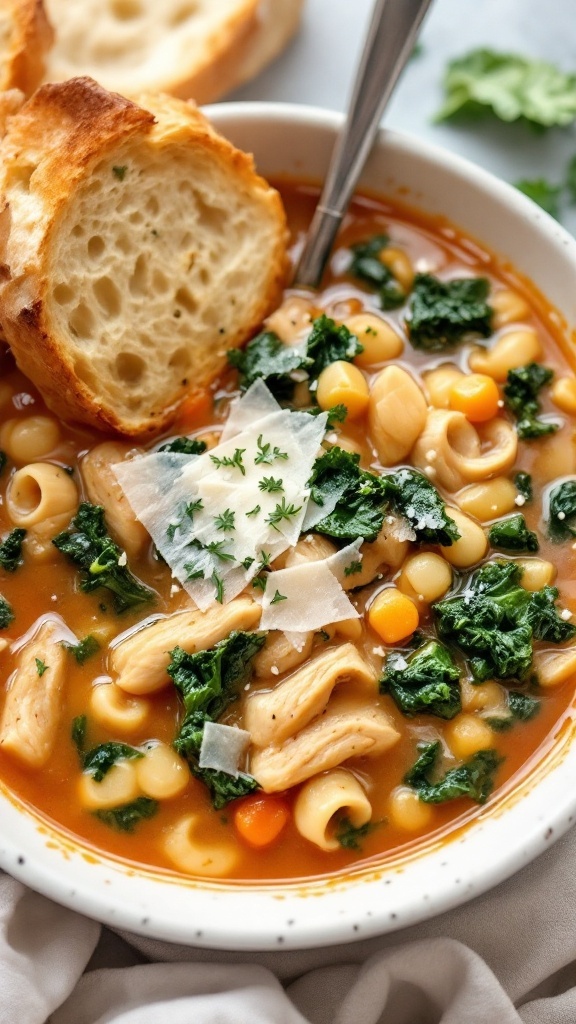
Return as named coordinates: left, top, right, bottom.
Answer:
left=0, top=179, right=576, bottom=882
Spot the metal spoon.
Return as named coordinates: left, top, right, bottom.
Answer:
left=295, top=0, right=434, bottom=288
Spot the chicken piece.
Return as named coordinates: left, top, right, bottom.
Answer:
left=82, top=441, right=149, bottom=559
left=245, top=642, right=377, bottom=747
left=0, top=620, right=67, bottom=768
left=251, top=693, right=399, bottom=793
left=112, top=596, right=261, bottom=694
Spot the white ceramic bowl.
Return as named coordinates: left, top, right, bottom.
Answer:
left=2, top=102, right=576, bottom=950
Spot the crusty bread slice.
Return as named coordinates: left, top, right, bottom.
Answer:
left=43, top=0, right=304, bottom=104
left=0, top=77, right=288, bottom=438
left=0, top=0, right=53, bottom=95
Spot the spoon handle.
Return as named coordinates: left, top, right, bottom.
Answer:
left=294, top=0, right=433, bottom=288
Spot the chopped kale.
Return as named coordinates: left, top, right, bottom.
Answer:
left=157, top=437, right=207, bottom=455
left=381, top=641, right=461, bottom=719
left=386, top=468, right=461, bottom=546
left=515, top=178, right=561, bottom=218
left=63, top=635, right=101, bottom=665
left=94, top=797, right=158, bottom=833
left=83, top=742, right=143, bottom=782
left=227, top=315, right=362, bottom=397
left=227, top=331, right=306, bottom=398
left=71, top=715, right=87, bottom=761
left=548, top=480, right=576, bottom=541
left=433, top=560, right=575, bottom=681
left=0, top=528, right=26, bottom=572
left=53, top=502, right=155, bottom=613
left=514, top=471, right=533, bottom=503
left=487, top=690, right=541, bottom=731
left=407, top=273, right=492, bottom=351
left=35, top=658, right=48, bottom=677
left=488, top=514, right=539, bottom=553
left=404, top=741, right=502, bottom=805
left=435, top=49, right=576, bottom=130
left=307, top=446, right=389, bottom=542
left=0, top=594, right=14, bottom=629
left=504, top=363, right=558, bottom=440
left=305, top=314, right=363, bottom=377
left=169, top=631, right=265, bottom=808
left=335, top=816, right=380, bottom=851
left=348, top=235, right=406, bottom=309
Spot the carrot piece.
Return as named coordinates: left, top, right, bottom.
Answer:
left=175, top=388, right=213, bottom=431
left=449, top=373, right=500, bottom=423
left=368, top=587, right=419, bottom=644
left=233, top=794, right=290, bottom=848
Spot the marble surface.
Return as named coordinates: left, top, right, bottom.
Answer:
left=232, top=0, right=576, bottom=231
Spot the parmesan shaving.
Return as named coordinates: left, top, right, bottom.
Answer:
left=261, top=560, right=359, bottom=632
left=198, top=722, right=251, bottom=777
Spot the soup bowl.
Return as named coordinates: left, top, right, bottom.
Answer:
left=2, top=102, right=576, bottom=950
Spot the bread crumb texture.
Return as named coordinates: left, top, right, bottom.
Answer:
left=0, top=0, right=53, bottom=95
left=43, top=0, right=305, bottom=103
left=0, top=78, right=289, bottom=437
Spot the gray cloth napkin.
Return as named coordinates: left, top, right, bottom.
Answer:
left=0, top=821, right=572, bottom=1023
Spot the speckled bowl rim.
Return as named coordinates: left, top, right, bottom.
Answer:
left=2, top=102, right=576, bottom=951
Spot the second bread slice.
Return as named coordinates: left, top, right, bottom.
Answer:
left=0, top=78, right=288, bottom=437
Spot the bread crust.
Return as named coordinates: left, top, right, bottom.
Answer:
left=0, top=77, right=288, bottom=438
left=0, top=0, right=53, bottom=96
left=44, top=0, right=304, bottom=104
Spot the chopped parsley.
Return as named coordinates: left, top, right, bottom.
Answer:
left=344, top=560, right=363, bottom=577
left=435, top=49, right=576, bottom=130
left=381, top=641, right=461, bottom=720
left=210, top=448, right=246, bottom=475
left=265, top=498, right=302, bottom=531
left=504, top=363, right=558, bottom=440
left=0, top=528, right=26, bottom=572
left=270, top=590, right=288, bottom=605
left=258, top=476, right=284, bottom=494
left=407, top=273, right=493, bottom=351
left=245, top=504, right=261, bottom=518
left=213, top=509, right=236, bottom=531
left=53, top=502, right=154, bottom=613
left=158, top=437, right=207, bottom=455
left=254, top=435, right=289, bottom=465
left=35, top=658, right=48, bottom=677
left=404, top=741, right=502, bottom=805
left=488, top=514, right=539, bottom=553
left=348, top=235, right=406, bottom=309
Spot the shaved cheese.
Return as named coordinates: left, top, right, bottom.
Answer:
left=220, top=379, right=281, bottom=442
left=261, top=560, right=358, bottom=632
left=198, top=722, right=251, bottom=777
left=325, top=538, right=364, bottom=583
left=113, top=384, right=327, bottom=610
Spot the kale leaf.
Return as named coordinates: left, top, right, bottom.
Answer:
left=169, top=631, right=265, bottom=808
left=53, top=502, right=155, bottom=613
left=548, top=480, right=576, bottom=541
left=0, top=594, right=14, bottom=628
left=435, top=49, right=576, bottom=129
left=487, top=690, right=541, bottom=731
left=514, top=471, right=533, bottom=503
left=504, top=363, right=558, bottom=440
left=94, top=797, right=158, bottom=833
left=158, top=437, right=207, bottom=455
left=335, top=816, right=380, bottom=851
left=0, top=528, right=26, bottom=572
left=404, top=741, right=502, bottom=805
left=348, top=235, right=406, bottom=309
left=71, top=715, right=87, bottom=761
left=386, top=468, right=461, bottom=546
left=433, top=560, right=575, bottom=681
left=83, top=742, right=143, bottom=782
left=63, top=635, right=101, bottom=665
left=407, top=273, right=492, bottom=351
left=380, top=641, right=461, bottom=719
left=488, top=514, right=539, bottom=553
left=227, top=315, right=362, bottom=397
left=307, top=446, right=389, bottom=542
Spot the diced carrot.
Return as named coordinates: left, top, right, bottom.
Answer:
left=175, top=388, right=213, bottom=431
left=368, top=587, right=419, bottom=644
left=449, top=373, right=500, bottom=423
left=233, top=794, right=290, bottom=848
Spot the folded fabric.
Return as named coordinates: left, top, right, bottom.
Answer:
left=0, top=824, right=574, bottom=1024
